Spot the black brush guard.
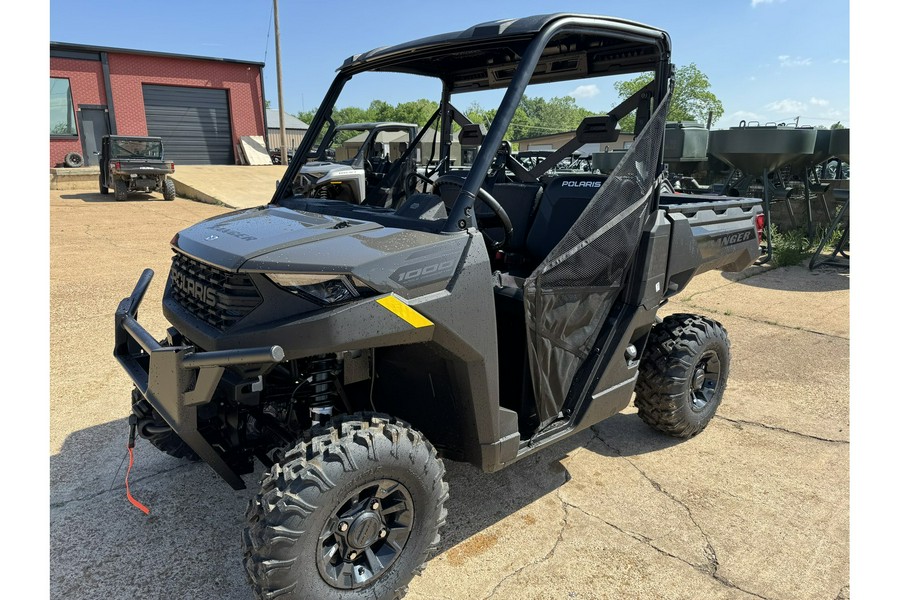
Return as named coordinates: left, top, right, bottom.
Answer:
left=114, top=269, right=284, bottom=489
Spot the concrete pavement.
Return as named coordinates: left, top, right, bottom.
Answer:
left=170, top=165, right=286, bottom=208
left=49, top=188, right=849, bottom=600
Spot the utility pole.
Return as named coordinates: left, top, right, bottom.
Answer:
left=274, top=0, right=287, bottom=165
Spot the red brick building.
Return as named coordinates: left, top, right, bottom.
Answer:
left=50, top=42, right=267, bottom=168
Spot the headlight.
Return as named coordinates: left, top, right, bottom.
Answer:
left=266, top=273, right=372, bottom=304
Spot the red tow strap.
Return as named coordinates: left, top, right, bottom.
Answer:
left=126, top=446, right=151, bottom=514
left=126, top=417, right=151, bottom=515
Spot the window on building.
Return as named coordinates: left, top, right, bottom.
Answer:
left=50, top=78, right=77, bottom=136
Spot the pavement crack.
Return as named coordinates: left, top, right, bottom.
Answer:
left=676, top=303, right=848, bottom=341
left=481, top=489, right=570, bottom=600
left=50, top=462, right=196, bottom=510
left=590, top=431, right=718, bottom=572
left=715, top=415, right=849, bottom=444
left=81, top=223, right=153, bottom=254
left=590, top=430, right=775, bottom=600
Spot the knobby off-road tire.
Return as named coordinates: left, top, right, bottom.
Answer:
left=130, top=388, right=200, bottom=461
left=162, top=178, right=176, bottom=201
left=634, top=314, right=731, bottom=438
left=64, top=151, right=84, bottom=168
left=243, top=413, right=448, bottom=600
left=114, top=179, right=128, bottom=201
left=99, top=174, right=109, bottom=195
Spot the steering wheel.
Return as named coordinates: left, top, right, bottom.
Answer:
left=433, top=174, right=513, bottom=252
left=404, top=171, right=435, bottom=196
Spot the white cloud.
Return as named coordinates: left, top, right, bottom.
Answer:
left=570, top=84, right=599, bottom=99
left=832, top=58, right=849, bottom=64
left=810, top=97, right=829, bottom=107
left=778, top=55, right=812, bottom=67
left=765, top=99, right=807, bottom=113
left=752, top=0, right=786, bottom=6
left=722, top=110, right=764, bottom=125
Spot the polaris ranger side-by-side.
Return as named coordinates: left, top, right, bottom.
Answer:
left=114, top=14, right=763, bottom=600
left=99, top=135, right=176, bottom=201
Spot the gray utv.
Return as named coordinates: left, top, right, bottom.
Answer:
left=114, top=13, right=763, bottom=600
left=99, top=135, right=176, bottom=201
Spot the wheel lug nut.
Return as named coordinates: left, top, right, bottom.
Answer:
left=371, top=501, right=380, bottom=510
left=379, top=529, right=387, bottom=538
left=338, top=522, right=349, bottom=532
left=349, top=551, right=358, bottom=560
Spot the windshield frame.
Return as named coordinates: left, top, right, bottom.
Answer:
left=271, top=15, right=672, bottom=232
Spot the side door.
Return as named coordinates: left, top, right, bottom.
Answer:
left=78, top=106, right=110, bottom=167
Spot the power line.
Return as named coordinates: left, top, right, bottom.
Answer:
left=263, top=1, right=274, bottom=64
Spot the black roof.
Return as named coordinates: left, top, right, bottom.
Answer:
left=338, top=13, right=668, bottom=91
left=50, top=41, right=264, bottom=67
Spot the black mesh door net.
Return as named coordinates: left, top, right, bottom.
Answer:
left=523, top=93, right=671, bottom=427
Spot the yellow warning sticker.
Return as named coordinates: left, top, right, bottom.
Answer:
left=376, top=296, right=433, bottom=329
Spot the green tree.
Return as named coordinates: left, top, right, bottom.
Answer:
left=519, top=95, right=594, bottom=136
left=830, top=121, right=845, bottom=130
left=297, top=108, right=317, bottom=125
left=393, top=99, right=440, bottom=126
left=366, top=100, right=394, bottom=123
left=613, top=63, right=723, bottom=132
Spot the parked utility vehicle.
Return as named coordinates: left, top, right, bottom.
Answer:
left=114, top=14, right=763, bottom=600
left=99, top=135, right=175, bottom=201
left=296, top=122, right=419, bottom=205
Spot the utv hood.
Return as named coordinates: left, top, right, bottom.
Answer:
left=172, top=206, right=468, bottom=295
left=173, top=206, right=383, bottom=271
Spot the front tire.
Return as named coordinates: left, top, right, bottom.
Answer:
left=130, top=388, right=200, bottom=461
left=634, top=314, right=730, bottom=438
left=243, top=413, right=448, bottom=600
left=99, top=174, right=109, bottom=195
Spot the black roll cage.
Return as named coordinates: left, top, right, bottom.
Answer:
left=273, top=15, right=672, bottom=231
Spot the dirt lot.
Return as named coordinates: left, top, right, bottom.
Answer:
left=49, top=188, right=849, bottom=600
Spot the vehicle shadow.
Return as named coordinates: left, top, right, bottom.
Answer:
left=49, top=411, right=685, bottom=599
left=59, top=191, right=167, bottom=203
left=725, top=263, right=849, bottom=293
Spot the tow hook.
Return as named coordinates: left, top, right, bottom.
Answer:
left=128, top=414, right=138, bottom=449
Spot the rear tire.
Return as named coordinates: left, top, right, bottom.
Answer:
left=243, top=413, right=448, bottom=600
left=114, top=179, right=128, bottom=201
left=634, top=314, right=730, bottom=438
left=163, top=178, right=176, bottom=201
left=130, top=388, right=200, bottom=461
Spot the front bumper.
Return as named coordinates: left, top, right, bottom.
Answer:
left=114, top=268, right=284, bottom=489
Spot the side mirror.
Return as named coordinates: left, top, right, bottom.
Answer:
left=275, top=180, right=281, bottom=188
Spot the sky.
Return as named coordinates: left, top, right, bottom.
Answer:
left=48, top=0, right=850, bottom=129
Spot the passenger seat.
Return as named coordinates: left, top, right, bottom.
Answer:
left=525, top=174, right=607, bottom=261
left=493, top=174, right=607, bottom=301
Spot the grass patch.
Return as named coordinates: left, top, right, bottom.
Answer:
left=769, top=226, right=808, bottom=267
left=767, top=224, right=848, bottom=267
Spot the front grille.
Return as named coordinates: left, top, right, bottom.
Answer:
left=168, top=253, right=261, bottom=330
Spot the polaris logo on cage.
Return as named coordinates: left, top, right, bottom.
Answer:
left=561, top=180, right=603, bottom=188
